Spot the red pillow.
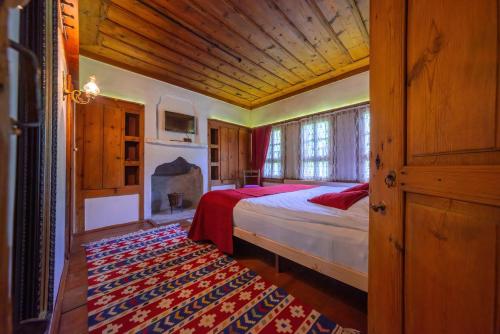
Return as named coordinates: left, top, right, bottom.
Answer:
left=308, top=190, right=368, bottom=210
left=341, top=182, right=369, bottom=193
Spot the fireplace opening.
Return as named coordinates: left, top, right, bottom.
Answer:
left=151, top=157, right=203, bottom=216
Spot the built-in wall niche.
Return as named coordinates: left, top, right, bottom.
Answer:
left=209, top=126, right=220, bottom=182
left=211, top=165, right=219, bottom=180
left=210, top=148, right=218, bottom=162
left=210, top=128, right=219, bottom=145
left=125, top=113, right=140, bottom=137
left=125, top=141, right=139, bottom=161
left=125, top=166, right=140, bottom=186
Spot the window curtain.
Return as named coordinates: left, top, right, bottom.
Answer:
left=332, top=105, right=370, bottom=182
left=332, top=108, right=358, bottom=181
left=284, top=122, right=300, bottom=179
left=300, top=114, right=334, bottom=180
left=251, top=125, right=272, bottom=180
left=357, top=106, right=370, bottom=182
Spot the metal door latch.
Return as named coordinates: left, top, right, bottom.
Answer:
left=384, top=170, right=396, bottom=188
left=370, top=202, right=386, bottom=213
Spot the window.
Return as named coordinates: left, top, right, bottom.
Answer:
left=263, top=127, right=283, bottom=178
left=300, top=117, right=332, bottom=180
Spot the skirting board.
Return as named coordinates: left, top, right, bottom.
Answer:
left=233, top=227, right=368, bottom=292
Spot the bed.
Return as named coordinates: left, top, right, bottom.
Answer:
left=233, top=185, right=368, bottom=292
left=189, top=184, right=369, bottom=292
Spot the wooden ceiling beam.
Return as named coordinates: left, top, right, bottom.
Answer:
left=99, top=34, right=259, bottom=100
left=109, top=0, right=283, bottom=92
left=190, top=0, right=317, bottom=81
left=80, top=45, right=253, bottom=107
left=98, top=20, right=268, bottom=98
left=306, top=0, right=354, bottom=61
left=147, top=0, right=303, bottom=86
left=346, top=0, right=369, bottom=46
left=272, top=0, right=353, bottom=69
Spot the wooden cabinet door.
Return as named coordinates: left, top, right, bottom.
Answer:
left=228, top=128, right=238, bottom=180
left=370, top=1, right=500, bottom=333
left=220, top=127, right=229, bottom=180
left=238, top=128, right=250, bottom=175
left=102, top=105, right=123, bottom=188
left=81, top=102, right=104, bottom=189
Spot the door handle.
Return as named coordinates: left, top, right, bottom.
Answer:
left=370, top=202, right=386, bottom=213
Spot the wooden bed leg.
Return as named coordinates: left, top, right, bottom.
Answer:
left=274, top=254, right=283, bottom=273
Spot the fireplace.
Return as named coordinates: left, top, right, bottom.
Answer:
left=151, top=157, right=203, bottom=214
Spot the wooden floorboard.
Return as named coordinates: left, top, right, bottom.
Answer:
left=58, top=221, right=367, bottom=333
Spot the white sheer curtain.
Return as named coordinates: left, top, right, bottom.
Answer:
left=284, top=122, right=300, bottom=179
left=263, top=125, right=284, bottom=178
left=357, top=106, right=370, bottom=182
left=332, top=108, right=359, bottom=181
left=300, top=114, right=333, bottom=180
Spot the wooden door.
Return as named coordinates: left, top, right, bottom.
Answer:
left=369, top=1, right=500, bottom=333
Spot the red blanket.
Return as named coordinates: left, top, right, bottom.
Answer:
left=188, top=184, right=316, bottom=254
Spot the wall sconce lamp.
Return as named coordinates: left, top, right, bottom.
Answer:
left=64, top=75, right=100, bottom=104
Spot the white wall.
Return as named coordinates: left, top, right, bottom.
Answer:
left=53, top=27, right=68, bottom=303
left=80, top=57, right=250, bottom=221
left=250, top=71, right=369, bottom=127
left=7, top=6, right=20, bottom=305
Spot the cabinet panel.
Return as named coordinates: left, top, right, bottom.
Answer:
left=82, top=103, right=103, bottom=189
left=220, top=127, right=229, bottom=180
left=239, top=129, right=250, bottom=174
left=405, top=193, right=499, bottom=334
left=407, top=0, right=499, bottom=161
left=103, top=106, right=123, bottom=188
left=228, top=128, right=238, bottom=179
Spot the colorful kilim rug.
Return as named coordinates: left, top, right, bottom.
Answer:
left=85, top=224, right=358, bottom=334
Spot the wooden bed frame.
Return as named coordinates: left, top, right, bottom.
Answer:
left=233, top=226, right=368, bottom=292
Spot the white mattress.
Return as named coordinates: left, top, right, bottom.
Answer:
left=233, top=186, right=369, bottom=273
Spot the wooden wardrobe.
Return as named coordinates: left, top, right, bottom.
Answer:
left=370, top=0, right=499, bottom=333
left=207, top=119, right=251, bottom=188
left=75, top=96, right=144, bottom=233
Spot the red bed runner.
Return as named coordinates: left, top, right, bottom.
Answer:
left=188, top=184, right=316, bottom=254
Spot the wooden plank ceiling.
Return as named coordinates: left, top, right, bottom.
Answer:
left=79, top=0, right=369, bottom=109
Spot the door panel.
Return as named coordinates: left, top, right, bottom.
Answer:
left=405, top=193, right=498, bottom=333
left=228, top=128, right=238, bottom=180
left=238, top=129, right=249, bottom=174
left=102, top=106, right=123, bottom=188
left=82, top=103, right=103, bottom=189
left=407, top=0, right=499, bottom=161
left=220, top=127, right=229, bottom=180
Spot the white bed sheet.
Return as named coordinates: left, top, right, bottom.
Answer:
left=233, top=186, right=369, bottom=273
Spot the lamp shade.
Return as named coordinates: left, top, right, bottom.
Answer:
left=82, top=75, right=100, bottom=96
